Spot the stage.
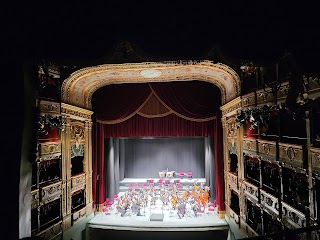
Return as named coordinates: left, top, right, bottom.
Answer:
left=88, top=178, right=229, bottom=239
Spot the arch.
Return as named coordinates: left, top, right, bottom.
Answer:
left=61, top=61, right=241, bottom=109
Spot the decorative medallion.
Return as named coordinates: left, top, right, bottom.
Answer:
left=140, top=69, right=162, bottom=78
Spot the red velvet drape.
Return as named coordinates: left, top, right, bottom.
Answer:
left=214, top=109, right=225, bottom=213
left=92, top=121, right=105, bottom=210
left=150, top=81, right=220, bottom=119
left=103, top=113, right=214, bottom=138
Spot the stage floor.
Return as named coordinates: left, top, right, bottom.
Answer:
left=88, top=198, right=228, bottom=232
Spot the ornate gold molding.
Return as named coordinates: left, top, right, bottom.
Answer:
left=61, top=61, right=241, bottom=109
left=31, top=189, right=39, bottom=209
left=71, top=173, right=86, bottom=194
left=241, top=92, right=256, bottom=108
left=278, top=142, right=304, bottom=168
left=220, top=96, right=241, bottom=117
left=311, top=147, right=320, bottom=174
left=282, top=202, right=306, bottom=229
left=70, top=122, right=85, bottom=146
left=61, top=103, right=93, bottom=120
left=39, top=100, right=60, bottom=114
left=260, top=189, right=279, bottom=216
left=257, top=139, right=277, bottom=161
left=41, top=181, right=62, bottom=205
left=38, top=142, right=61, bottom=157
left=243, top=180, right=259, bottom=204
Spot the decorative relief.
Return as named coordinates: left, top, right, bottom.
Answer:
left=277, top=82, right=289, bottom=101
left=257, top=140, right=276, bottom=160
left=243, top=180, right=259, bottom=203
left=72, top=207, right=86, bottom=224
left=61, top=61, right=240, bottom=109
left=70, top=124, right=85, bottom=146
left=39, top=100, right=60, bottom=114
left=243, top=139, right=257, bottom=152
left=306, top=75, right=320, bottom=92
left=38, top=153, right=61, bottom=162
left=241, top=92, right=256, bottom=108
left=31, top=190, right=39, bottom=209
left=311, top=147, right=320, bottom=173
left=279, top=143, right=303, bottom=168
left=61, top=103, right=93, bottom=120
left=226, top=118, right=238, bottom=145
left=71, top=173, right=86, bottom=193
left=221, top=97, right=241, bottom=117
left=39, top=142, right=61, bottom=156
left=41, top=181, right=62, bottom=205
left=256, top=89, right=274, bottom=105
left=36, top=221, right=62, bottom=240
left=227, top=172, right=238, bottom=191
left=282, top=202, right=306, bottom=229
left=260, top=189, right=279, bottom=216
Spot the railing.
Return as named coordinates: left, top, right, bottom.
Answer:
left=239, top=224, right=320, bottom=240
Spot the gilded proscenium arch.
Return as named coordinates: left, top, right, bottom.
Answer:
left=61, top=61, right=241, bottom=110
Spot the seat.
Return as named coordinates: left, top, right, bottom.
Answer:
left=158, top=179, right=164, bottom=184
left=166, top=171, right=174, bottom=179
left=179, top=171, right=185, bottom=178
left=187, top=171, right=192, bottom=178
left=103, top=198, right=113, bottom=214
left=159, top=171, right=165, bottom=179
left=164, top=179, right=170, bottom=186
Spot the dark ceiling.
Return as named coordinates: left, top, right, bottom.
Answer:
left=5, top=2, right=320, bottom=72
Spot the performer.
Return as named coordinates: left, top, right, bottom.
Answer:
left=171, top=192, right=178, bottom=210
left=131, top=196, right=142, bottom=216
left=149, top=184, right=156, bottom=206
left=177, top=199, right=186, bottom=219
left=161, top=189, right=169, bottom=206
left=192, top=200, right=200, bottom=217
left=117, top=194, right=129, bottom=217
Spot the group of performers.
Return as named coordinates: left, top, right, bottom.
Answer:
left=115, top=179, right=211, bottom=219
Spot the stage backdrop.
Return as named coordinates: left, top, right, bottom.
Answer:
left=122, top=137, right=205, bottom=178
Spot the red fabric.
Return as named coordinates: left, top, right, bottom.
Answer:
left=92, top=121, right=105, bottom=208
left=38, top=126, right=59, bottom=143
left=93, top=81, right=220, bottom=123
left=214, top=109, right=225, bottom=212
left=92, top=83, right=151, bottom=120
left=150, top=81, right=220, bottom=119
left=104, top=113, right=214, bottom=137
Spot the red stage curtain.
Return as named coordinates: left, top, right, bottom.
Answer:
left=214, top=109, right=225, bottom=213
left=150, top=81, right=220, bottom=119
left=92, top=83, right=151, bottom=122
left=92, top=121, right=105, bottom=210
left=103, top=113, right=214, bottom=138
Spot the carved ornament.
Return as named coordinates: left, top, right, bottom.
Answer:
left=61, top=61, right=241, bottom=109
left=61, top=103, right=93, bottom=120
left=39, top=142, right=61, bottom=156
left=221, top=97, right=241, bottom=117
left=70, top=123, right=85, bottom=146
left=36, top=221, right=62, bottom=240
left=31, top=190, right=39, bottom=209
left=39, top=100, right=60, bottom=114
left=41, top=181, right=62, bottom=204
left=282, top=202, right=306, bottom=229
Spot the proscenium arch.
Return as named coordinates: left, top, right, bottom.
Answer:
left=61, top=61, right=241, bottom=109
